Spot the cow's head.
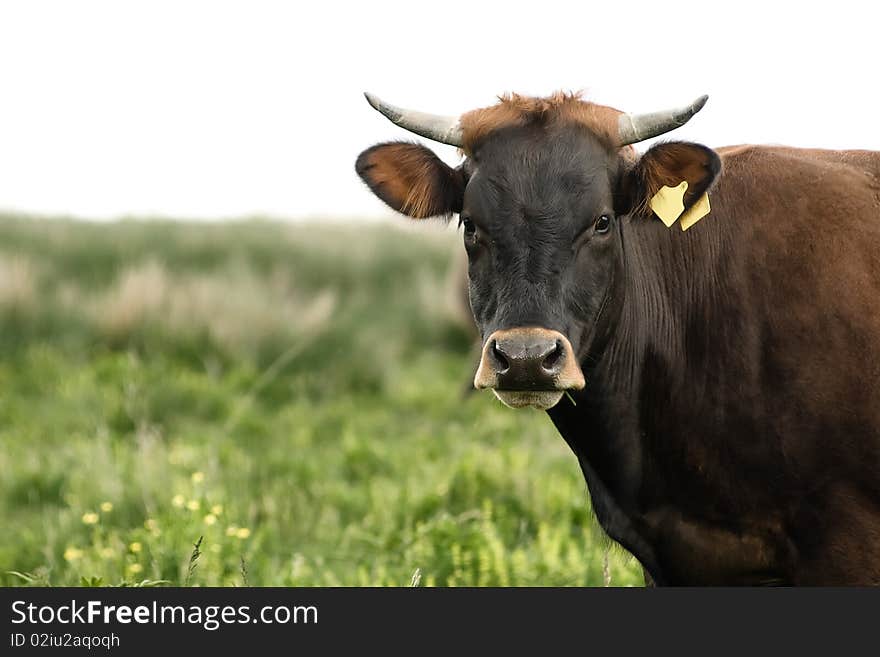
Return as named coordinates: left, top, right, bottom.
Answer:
left=356, top=92, right=720, bottom=409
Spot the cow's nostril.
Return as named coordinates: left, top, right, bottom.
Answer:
left=541, top=340, right=564, bottom=373
left=491, top=340, right=510, bottom=373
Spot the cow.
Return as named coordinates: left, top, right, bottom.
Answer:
left=355, top=90, right=880, bottom=585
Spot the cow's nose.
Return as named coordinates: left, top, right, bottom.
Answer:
left=491, top=335, right=562, bottom=379
left=474, top=328, right=586, bottom=391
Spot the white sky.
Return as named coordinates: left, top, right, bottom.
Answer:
left=1, top=0, right=878, bottom=220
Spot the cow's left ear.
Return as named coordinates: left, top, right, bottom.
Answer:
left=618, top=142, right=721, bottom=217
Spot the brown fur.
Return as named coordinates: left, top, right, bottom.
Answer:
left=618, top=145, right=880, bottom=584
left=459, top=91, right=623, bottom=155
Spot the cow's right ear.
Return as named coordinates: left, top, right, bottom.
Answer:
left=355, top=142, right=465, bottom=219
left=617, top=141, right=721, bottom=219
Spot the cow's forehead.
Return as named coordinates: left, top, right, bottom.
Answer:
left=471, top=122, right=609, bottom=165
left=465, top=123, right=617, bottom=198
left=462, top=127, right=615, bottom=225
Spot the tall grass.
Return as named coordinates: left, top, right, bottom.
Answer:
left=0, top=214, right=641, bottom=586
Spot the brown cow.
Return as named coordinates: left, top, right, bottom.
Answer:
left=356, top=91, right=880, bottom=585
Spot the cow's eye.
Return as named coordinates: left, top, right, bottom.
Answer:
left=461, top=217, right=477, bottom=238
left=594, top=215, right=611, bottom=234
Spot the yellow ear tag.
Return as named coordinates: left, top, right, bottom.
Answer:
left=649, top=181, right=688, bottom=227
left=679, top=192, right=711, bottom=231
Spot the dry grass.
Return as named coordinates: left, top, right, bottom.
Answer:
left=50, top=258, right=339, bottom=352
left=0, top=255, right=38, bottom=311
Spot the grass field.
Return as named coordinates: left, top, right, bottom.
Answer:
left=0, top=214, right=642, bottom=587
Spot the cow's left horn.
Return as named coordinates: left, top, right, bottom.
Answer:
left=617, top=95, right=709, bottom=146
left=364, top=92, right=463, bottom=147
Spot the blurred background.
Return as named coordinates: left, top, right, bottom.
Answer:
left=0, top=1, right=876, bottom=586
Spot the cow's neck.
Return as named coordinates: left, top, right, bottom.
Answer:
left=547, top=214, right=738, bottom=584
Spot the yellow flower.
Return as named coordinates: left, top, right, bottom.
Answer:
left=171, top=494, right=185, bottom=508
left=225, top=525, right=238, bottom=537
left=191, top=471, right=205, bottom=484
left=81, top=512, right=99, bottom=525
left=235, top=528, right=251, bottom=540
left=186, top=499, right=201, bottom=511
left=144, top=518, right=158, bottom=531
left=129, top=542, right=142, bottom=554
left=100, top=547, right=116, bottom=559
left=100, top=502, right=113, bottom=513
left=203, top=514, right=217, bottom=526
left=210, top=504, right=223, bottom=516
left=127, top=563, right=143, bottom=575
left=63, top=547, right=84, bottom=561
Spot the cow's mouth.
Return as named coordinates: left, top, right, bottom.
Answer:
left=473, top=327, right=585, bottom=410
left=491, top=390, right=566, bottom=410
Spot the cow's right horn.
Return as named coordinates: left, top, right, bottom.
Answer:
left=617, top=95, right=709, bottom=145
left=364, top=92, right=464, bottom=147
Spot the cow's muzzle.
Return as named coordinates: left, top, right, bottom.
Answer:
left=473, top=328, right=586, bottom=409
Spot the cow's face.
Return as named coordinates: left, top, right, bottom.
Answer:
left=459, top=124, right=619, bottom=409
left=356, top=93, right=719, bottom=409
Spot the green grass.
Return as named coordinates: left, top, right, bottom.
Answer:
left=0, top=214, right=642, bottom=587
